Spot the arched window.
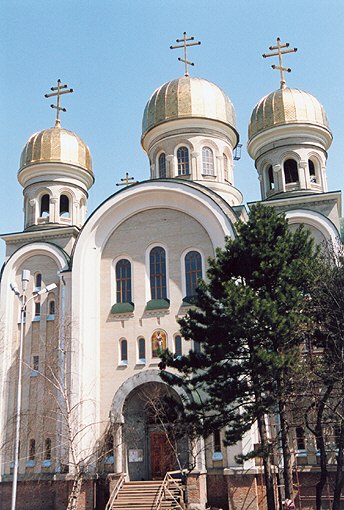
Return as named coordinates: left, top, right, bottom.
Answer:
left=150, top=247, right=167, bottom=299
left=29, top=439, right=36, bottom=461
left=177, top=147, right=190, bottom=175
left=174, top=335, right=182, bottom=357
left=49, top=300, right=55, bottom=316
left=309, top=159, right=316, bottom=183
left=268, top=165, right=274, bottom=190
left=35, top=273, right=42, bottom=289
left=120, top=339, right=128, bottom=364
left=185, top=251, right=202, bottom=297
left=34, top=300, right=41, bottom=318
left=116, top=259, right=132, bottom=303
left=60, top=194, right=70, bottom=218
left=296, top=427, right=306, bottom=450
left=40, top=194, right=50, bottom=218
left=44, top=438, right=51, bottom=460
left=158, top=153, right=166, bottom=178
left=202, top=147, right=214, bottom=175
left=284, top=159, right=299, bottom=184
left=138, top=338, right=146, bottom=362
left=223, top=154, right=229, bottom=181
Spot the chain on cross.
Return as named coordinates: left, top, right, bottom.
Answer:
left=44, top=79, right=74, bottom=127
left=170, top=32, right=201, bottom=77
left=263, top=37, right=297, bottom=89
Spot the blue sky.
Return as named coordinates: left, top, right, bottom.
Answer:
left=1, top=0, right=343, bottom=263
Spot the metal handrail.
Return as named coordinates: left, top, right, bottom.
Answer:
left=105, top=473, right=125, bottom=510
left=155, top=470, right=187, bottom=510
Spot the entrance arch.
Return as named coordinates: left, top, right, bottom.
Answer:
left=110, top=370, right=191, bottom=480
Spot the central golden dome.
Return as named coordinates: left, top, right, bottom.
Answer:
left=19, top=126, right=93, bottom=175
left=142, top=76, right=236, bottom=138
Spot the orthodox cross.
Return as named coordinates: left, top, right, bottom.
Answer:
left=263, top=37, right=297, bottom=89
left=44, top=79, right=74, bottom=127
left=170, top=32, right=201, bottom=77
left=116, top=172, right=138, bottom=187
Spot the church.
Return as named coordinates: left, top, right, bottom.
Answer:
left=0, top=35, right=342, bottom=510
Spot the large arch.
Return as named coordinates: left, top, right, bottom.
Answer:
left=285, top=209, right=340, bottom=246
left=70, top=180, right=237, bottom=455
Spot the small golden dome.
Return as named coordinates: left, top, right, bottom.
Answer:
left=19, top=126, right=93, bottom=175
left=142, top=76, right=236, bottom=138
left=248, top=87, right=331, bottom=141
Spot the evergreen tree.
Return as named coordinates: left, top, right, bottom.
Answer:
left=160, top=204, right=317, bottom=510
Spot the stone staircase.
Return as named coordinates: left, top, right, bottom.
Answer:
left=109, top=479, right=184, bottom=510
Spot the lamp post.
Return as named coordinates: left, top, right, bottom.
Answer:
left=10, top=270, right=57, bottom=510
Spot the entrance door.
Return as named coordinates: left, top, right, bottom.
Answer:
left=150, top=431, right=176, bottom=480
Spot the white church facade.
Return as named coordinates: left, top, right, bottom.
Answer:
left=0, top=40, right=342, bottom=510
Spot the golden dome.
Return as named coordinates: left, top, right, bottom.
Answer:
left=248, top=87, right=331, bottom=141
left=19, top=126, right=93, bottom=175
left=142, top=76, right=237, bottom=137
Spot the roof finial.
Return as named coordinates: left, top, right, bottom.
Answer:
left=44, top=79, right=74, bottom=127
left=170, top=32, right=201, bottom=77
left=263, top=37, right=297, bottom=89
left=116, top=172, right=138, bottom=187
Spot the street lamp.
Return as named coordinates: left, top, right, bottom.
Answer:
left=10, top=270, right=57, bottom=510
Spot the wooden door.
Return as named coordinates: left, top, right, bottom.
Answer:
left=150, top=431, right=176, bottom=480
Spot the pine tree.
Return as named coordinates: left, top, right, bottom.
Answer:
left=160, top=204, right=317, bottom=510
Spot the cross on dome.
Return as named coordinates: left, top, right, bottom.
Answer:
left=263, top=37, right=297, bottom=89
left=44, top=79, right=74, bottom=127
left=170, top=31, right=201, bottom=77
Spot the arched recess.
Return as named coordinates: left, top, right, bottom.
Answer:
left=71, top=180, right=237, bottom=448
left=110, top=369, right=190, bottom=424
left=285, top=209, right=340, bottom=247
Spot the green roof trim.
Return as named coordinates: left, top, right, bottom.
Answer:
left=146, top=298, right=170, bottom=310
left=111, top=302, right=134, bottom=314
left=182, top=295, right=198, bottom=306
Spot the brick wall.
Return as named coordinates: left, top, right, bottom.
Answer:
left=0, top=479, right=95, bottom=510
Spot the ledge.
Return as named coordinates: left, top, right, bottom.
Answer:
left=111, top=302, right=135, bottom=314
left=182, top=295, right=198, bottom=306
left=146, top=298, right=170, bottom=310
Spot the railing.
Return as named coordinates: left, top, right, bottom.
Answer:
left=105, top=473, right=125, bottom=510
left=155, top=469, right=187, bottom=510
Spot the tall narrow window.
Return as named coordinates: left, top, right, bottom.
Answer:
left=202, top=147, right=214, bottom=175
left=174, top=335, right=182, bottom=357
left=35, top=273, right=42, bottom=289
left=150, top=247, right=167, bottom=299
left=45, top=438, right=52, bottom=460
left=138, top=338, right=146, bottom=362
left=40, top=194, right=50, bottom=218
left=284, top=159, right=298, bottom=184
left=213, top=430, right=221, bottom=452
left=223, top=154, right=229, bottom=182
left=177, top=147, right=190, bottom=175
left=296, top=427, right=306, bottom=450
left=158, top=153, right=166, bottom=178
left=116, top=259, right=132, bottom=303
left=60, top=194, right=70, bottom=218
left=185, top=251, right=202, bottom=297
left=34, top=300, right=41, bottom=318
left=193, top=340, right=201, bottom=353
left=309, top=159, right=316, bottom=183
left=29, top=439, right=36, bottom=461
left=267, top=165, right=274, bottom=190
left=49, top=300, right=55, bottom=316
left=32, top=355, right=39, bottom=371
left=120, top=339, right=128, bottom=364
